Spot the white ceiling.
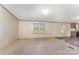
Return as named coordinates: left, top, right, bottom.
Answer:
left=3, top=4, right=79, bottom=23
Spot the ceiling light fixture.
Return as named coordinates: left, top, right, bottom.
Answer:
left=42, top=9, right=50, bottom=15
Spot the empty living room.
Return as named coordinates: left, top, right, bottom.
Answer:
left=0, top=4, right=79, bottom=55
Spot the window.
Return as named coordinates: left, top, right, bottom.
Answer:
left=33, top=23, right=45, bottom=34
left=60, top=24, right=66, bottom=34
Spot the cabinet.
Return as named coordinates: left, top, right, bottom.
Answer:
left=70, top=23, right=76, bottom=38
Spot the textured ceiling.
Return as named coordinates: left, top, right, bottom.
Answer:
left=3, top=4, right=79, bottom=23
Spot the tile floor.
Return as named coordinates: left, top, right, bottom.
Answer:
left=0, top=38, right=79, bottom=55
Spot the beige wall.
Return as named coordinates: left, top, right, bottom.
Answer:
left=0, top=5, right=18, bottom=50
left=18, top=21, right=70, bottom=39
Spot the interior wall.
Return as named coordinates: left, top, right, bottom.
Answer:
left=0, top=5, right=18, bottom=50
left=18, top=21, right=70, bottom=39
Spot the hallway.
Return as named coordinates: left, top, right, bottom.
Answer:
left=0, top=38, right=79, bottom=55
